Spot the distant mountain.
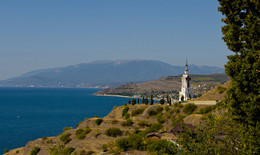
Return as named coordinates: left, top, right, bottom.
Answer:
left=0, top=60, right=225, bottom=88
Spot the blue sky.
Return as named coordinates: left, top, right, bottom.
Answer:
left=0, top=0, right=231, bottom=80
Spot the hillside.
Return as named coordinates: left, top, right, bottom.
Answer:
left=5, top=102, right=219, bottom=155
left=0, top=60, right=225, bottom=88
left=196, top=80, right=230, bottom=101
left=95, top=73, right=229, bottom=99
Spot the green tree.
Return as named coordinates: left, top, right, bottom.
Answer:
left=142, top=96, right=145, bottom=104
left=145, top=98, right=149, bottom=105
left=218, top=0, right=260, bottom=153
left=137, top=98, right=140, bottom=104
left=150, top=95, right=154, bottom=105
left=159, top=98, right=165, bottom=105
left=131, top=99, right=136, bottom=105
left=128, top=100, right=131, bottom=104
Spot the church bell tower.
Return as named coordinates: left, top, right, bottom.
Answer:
left=179, top=59, right=193, bottom=101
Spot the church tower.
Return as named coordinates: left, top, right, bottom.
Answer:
left=179, top=59, right=193, bottom=101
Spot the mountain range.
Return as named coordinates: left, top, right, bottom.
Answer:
left=0, top=60, right=225, bottom=88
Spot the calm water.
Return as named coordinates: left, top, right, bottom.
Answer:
left=0, top=87, right=130, bottom=153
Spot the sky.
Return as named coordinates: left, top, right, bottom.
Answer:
left=0, top=0, right=231, bottom=80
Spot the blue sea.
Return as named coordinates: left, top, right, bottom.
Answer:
left=0, top=87, right=130, bottom=153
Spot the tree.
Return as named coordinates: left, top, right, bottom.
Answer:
left=131, top=99, right=136, bottom=105
left=159, top=98, right=165, bottom=105
left=145, top=98, right=148, bottom=105
left=218, top=0, right=260, bottom=153
left=142, top=96, right=145, bottom=104
left=128, top=100, right=131, bottom=104
left=150, top=95, right=154, bottom=105
left=137, top=98, right=140, bottom=104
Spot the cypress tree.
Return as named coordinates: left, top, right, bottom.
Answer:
left=218, top=0, right=260, bottom=153
left=150, top=95, right=154, bottom=105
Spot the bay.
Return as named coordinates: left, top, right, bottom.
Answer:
left=0, top=87, right=130, bottom=153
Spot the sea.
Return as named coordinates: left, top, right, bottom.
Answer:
left=0, top=87, right=130, bottom=153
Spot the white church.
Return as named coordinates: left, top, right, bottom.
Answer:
left=179, top=60, right=193, bottom=101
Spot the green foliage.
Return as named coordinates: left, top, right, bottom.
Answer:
left=197, top=105, right=217, bottom=114
left=102, top=144, right=108, bottom=152
left=16, top=150, right=19, bottom=154
left=131, top=98, right=136, bottom=105
left=63, top=127, right=73, bottom=131
left=217, top=86, right=227, bottom=94
left=131, top=108, right=145, bottom=116
left=156, top=114, right=165, bottom=124
left=49, top=144, right=75, bottom=155
left=147, top=123, right=163, bottom=133
left=159, top=98, right=165, bottom=105
left=148, top=106, right=163, bottom=116
left=95, top=118, right=103, bottom=126
left=4, top=148, right=9, bottom=153
left=105, top=128, right=123, bottom=137
left=79, top=150, right=87, bottom=155
left=218, top=1, right=260, bottom=153
left=145, top=98, right=149, bottom=105
left=138, top=120, right=151, bottom=127
left=30, top=147, right=40, bottom=155
left=124, top=113, right=130, bottom=119
left=121, top=119, right=134, bottom=127
left=183, top=103, right=197, bottom=115
left=59, top=133, right=72, bottom=144
left=172, top=115, right=185, bottom=127
left=75, top=128, right=86, bottom=140
left=86, top=150, right=95, bottom=155
left=122, top=106, right=129, bottom=116
left=42, top=136, right=48, bottom=141
left=147, top=139, right=178, bottom=154
left=116, top=133, right=146, bottom=151
left=142, top=96, right=145, bottom=104
left=174, top=108, right=180, bottom=113
left=150, top=95, right=154, bottom=105
left=181, top=95, right=184, bottom=102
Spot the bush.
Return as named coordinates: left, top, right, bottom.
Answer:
left=148, top=123, right=163, bottom=132
left=172, top=115, right=186, bottom=127
left=156, top=114, right=165, bottom=124
left=148, top=106, right=163, bottom=116
left=131, top=99, right=136, bottom=105
left=138, top=120, right=150, bottom=127
left=63, top=127, right=73, bottom=131
left=105, top=128, right=123, bottom=137
left=131, top=108, right=145, bottom=116
left=183, top=103, right=197, bottom=114
left=63, top=147, right=75, bottom=154
left=159, top=98, right=165, bottom=105
left=122, top=119, right=134, bottom=127
left=59, top=133, right=72, bottom=144
left=124, top=113, right=130, bottom=119
left=174, top=108, right=180, bottom=113
left=4, top=148, right=9, bottom=153
left=30, top=147, right=40, bottom=155
left=147, top=139, right=178, bottom=154
left=198, top=106, right=214, bottom=114
left=75, top=128, right=86, bottom=140
left=95, top=118, right=103, bottom=126
left=217, top=86, right=227, bottom=94
left=116, top=133, right=146, bottom=151
left=122, top=107, right=129, bottom=116
left=86, top=150, right=95, bottom=155
left=42, top=136, right=48, bottom=141
left=116, top=138, right=131, bottom=151
left=111, top=119, right=119, bottom=124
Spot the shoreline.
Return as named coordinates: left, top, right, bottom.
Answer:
left=95, top=94, right=133, bottom=99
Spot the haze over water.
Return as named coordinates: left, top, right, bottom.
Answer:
left=0, top=87, right=130, bottom=153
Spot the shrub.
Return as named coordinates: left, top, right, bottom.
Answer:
left=160, top=98, right=165, bottom=105
left=116, top=133, right=146, bottom=151
left=145, top=99, right=149, bottom=105
left=147, top=139, right=178, bottom=154
left=172, top=115, right=186, bottom=127
left=148, top=123, right=163, bottom=132
left=156, top=114, right=165, bottom=124
left=174, top=108, right=180, bottom=113
left=105, top=128, right=123, bottom=137
left=79, top=150, right=87, bottom=155
left=102, top=144, right=108, bottom=152
left=131, top=99, right=136, bottom=105
left=116, top=138, right=131, bottom=151
left=131, top=108, right=145, bottom=116
left=122, top=107, right=129, bottom=116
left=42, top=136, right=48, bottom=141
left=63, top=127, right=73, bottom=131
left=148, top=106, right=163, bottom=116
left=75, top=128, right=86, bottom=140
left=59, top=133, right=72, bottom=144
left=122, top=119, right=134, bottom=127
left=138, top=120, right=150, bottom=127
left=217, top=86, right=227, bottom=94
left=30, top=147, right=40, bottom=155
left=183, top=103, right=197, bottom=114
left=4, top=148, right=9, bottom=153
left=95, top=118, right=103, bottom=126
left=124, top=113, right=130, bottom=119
left=63, top=147, right=75, bottom=154
left=16, top=150, right=19, bottom=154
left=198, top=106, right=214, bottom=114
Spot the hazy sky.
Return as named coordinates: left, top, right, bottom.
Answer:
left=0, top=0, right=231, bottom=80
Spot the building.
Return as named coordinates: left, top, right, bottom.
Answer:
left=179, top=59, right=193, bottom=101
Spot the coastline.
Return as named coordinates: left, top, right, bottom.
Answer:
left=95, top=94, right=133, bottom=98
